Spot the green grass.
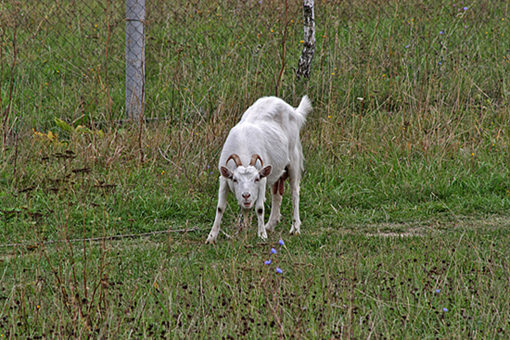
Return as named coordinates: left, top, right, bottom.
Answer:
left=1, top=0, right=510, bottom=338
left=2, top=222, right=510, bottom=338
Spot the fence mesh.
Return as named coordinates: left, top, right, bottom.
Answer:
left=1, top=1, right=509, bottom=132
left=2, top=0, right=309, bottom=130
left=2, top=0, right=125, bottom=128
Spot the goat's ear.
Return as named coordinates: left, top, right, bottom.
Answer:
left=259, top=165, right=272, bottom=178
left=220, top=166, right=233, bottom=179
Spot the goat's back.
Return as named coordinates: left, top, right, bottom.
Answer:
left=240, top=96, right=309, bottom=132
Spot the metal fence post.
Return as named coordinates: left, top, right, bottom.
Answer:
left=126, top=0, right=145, bottom=120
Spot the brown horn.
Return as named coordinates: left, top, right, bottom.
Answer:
left=226, top=154, right=242, bottom=167
left=249, top=154, right=263, bottom=168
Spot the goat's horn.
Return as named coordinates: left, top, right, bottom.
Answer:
left=249, top=154, right=263, bottom=168
left=226, top=154, right=242, bottom=167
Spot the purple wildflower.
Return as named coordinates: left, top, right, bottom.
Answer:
left=436, top=289, right=441, bottom=293
left=271, top=248, right=277, bottom=254
left=264, top=260, right=272, bottom=265
left=276, top=267, right=283, bottom=274
left=279, top=239, right=285, bottom=246
left=443, top=307, right=448, bottom=312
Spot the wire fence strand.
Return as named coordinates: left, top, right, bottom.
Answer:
left=0, top=227, right=201, bottom=249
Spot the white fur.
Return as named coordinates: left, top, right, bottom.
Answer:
left=206, top=96, right=312, bottom=243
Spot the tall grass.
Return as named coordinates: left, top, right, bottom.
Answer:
left=1, top=0, right=510, bottom=338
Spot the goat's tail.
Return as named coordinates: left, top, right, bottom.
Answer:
left=295, top=95, right=312, bottom=128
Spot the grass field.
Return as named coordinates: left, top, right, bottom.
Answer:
left=1, top=0, right=510, bottom=338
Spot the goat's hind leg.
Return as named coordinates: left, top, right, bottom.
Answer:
left=265, top=180, right=283, bottom=233
left=287, top=167, right=301, bottom=235
left=266, top=168, right=288, bottom=233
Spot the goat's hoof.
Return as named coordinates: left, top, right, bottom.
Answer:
left=258, top=232, right=268, bottom=240
left=264, top=223, right=277, bottom=233
left=289, top=227, right=301, bottom=235
left=205, top=236, right=217, bottom=244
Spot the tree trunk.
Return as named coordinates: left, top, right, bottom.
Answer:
left=296, top=0, right=315, bottom=79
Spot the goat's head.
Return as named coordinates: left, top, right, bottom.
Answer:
left=220, top=153, right=272, bottom=209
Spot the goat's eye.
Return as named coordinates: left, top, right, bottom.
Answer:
left=233, top=178, right=238, bottom=183
left=254, top=178, right=260, bottom=183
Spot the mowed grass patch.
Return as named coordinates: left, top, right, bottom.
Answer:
left=1, top=219, right=509, bottom=338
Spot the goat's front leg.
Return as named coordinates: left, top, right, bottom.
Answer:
left=206, top=177, right=229, bottom=243
left=255, top=179, right=268, bottom=240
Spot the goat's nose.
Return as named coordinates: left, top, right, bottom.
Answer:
left=242, top=193, right=251, bottom=200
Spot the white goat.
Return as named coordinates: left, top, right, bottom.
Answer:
left=206, top=96, right=312, bottom=243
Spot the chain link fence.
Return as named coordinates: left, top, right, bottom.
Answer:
left=2, top=0, right=126, bottom=129
left=1, top=1, right=509, bottom=133
left=1, top=0, right=311, bottom=131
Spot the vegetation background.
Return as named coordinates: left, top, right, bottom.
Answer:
left=1, top=0, right=509, bottom=338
